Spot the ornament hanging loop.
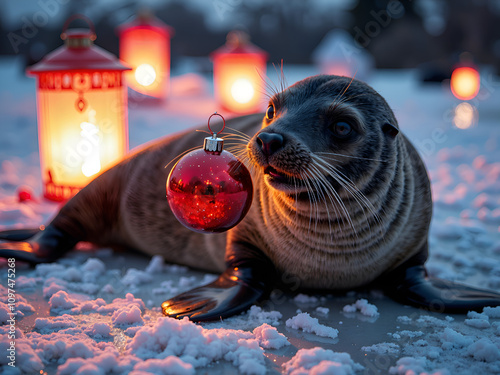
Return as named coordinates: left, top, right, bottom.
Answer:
left=207, top=112, right=226, bottom=139
left=204, top=112, right=225, bottom=153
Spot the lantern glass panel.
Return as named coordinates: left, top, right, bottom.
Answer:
left=37, top=71, right=128, bottom=200
left=213, top=54, right=266, bottom=114
left=120, top=27, right=170, bottom=98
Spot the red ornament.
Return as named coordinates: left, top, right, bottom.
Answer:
left=18, top=187, right=34, bottom=202
left=166, top=113, right=253, bottom=233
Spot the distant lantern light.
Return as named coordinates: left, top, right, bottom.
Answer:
left=211, top=31, right=267, bottom=114
left=450, top=66, right=480, bottom=101
left=27, top=15, right=130, bottom=201
left=117, top=11, right=174, bottom=100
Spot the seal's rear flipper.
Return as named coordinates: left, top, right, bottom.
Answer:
left=163, top=242, right=276, bottom=322
left=0, top=225, right=78, bottom=265
left=0, top=228, right=42, bottom=241
left=386, top=265, right=500, bottom=313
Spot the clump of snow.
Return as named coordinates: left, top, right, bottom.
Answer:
left=293, top=293, right=318, bottom=304
left=84, top=322, right=112, bottom=339
left=112, top=305, right=144, bottom=327
left=283, top=348, right=363, bottom=375
left=247, top=305, right=282, bottom=326
left=145, top=255, right=165, bottom=274
left=483, top=306, right=500, bottom=318
left=130, top=356, right=194, bottom=375
left=467, top=338, right=500, bottom=362
left=389, top=356, right=450, bottom=375
left=464, top=318, right=491, bottom=329
left=286, top=312, right=339, bottom=339
left=253, top=323, right=290, bottom=349
left=316, top=306, right=329, bottom=315
left=362, top=342, right=400, bottom=355
left=34, top=314, right=77, bottom=334
left=342, top=299, right=379, bottom=317
left=16, top=275, right=39, bottom=289
left=121, top=268, right=153, bottom=287
left=127, top=317, right=267, bottom=374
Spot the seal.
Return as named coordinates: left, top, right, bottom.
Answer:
left=1, top=75, right=499, bottom=321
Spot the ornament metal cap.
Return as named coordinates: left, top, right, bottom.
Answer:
left=203, top=112, right=225, bottom=153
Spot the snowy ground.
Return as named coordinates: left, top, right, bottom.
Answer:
left=1, top=56, right=500, bottom=374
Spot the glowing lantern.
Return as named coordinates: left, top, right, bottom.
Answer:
left=117, top=11, right=173, bottom=100
left=450, top=67, right=480, bottom=100
left=211, top=31, right=267, bottom=114
left=27, top=15, right=130, bottom=201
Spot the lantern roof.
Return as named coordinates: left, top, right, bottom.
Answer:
left=116, top=11, right=174, bottom=37
left=211, top=31, right=267, bottom=59
left=27, top=28, right=130, bottom=74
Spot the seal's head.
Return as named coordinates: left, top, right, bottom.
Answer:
left=248, top=75, right=400, bottom=206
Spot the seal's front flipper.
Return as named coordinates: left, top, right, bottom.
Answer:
left=0, top=225, right=78, bottom=265
left=162, top=267, right=268, bottom=321
left=163, top=242, right=276, bottom=322
left=386, top=265, right=500, bottom=313
left=0, top=228, right=42, bottom=241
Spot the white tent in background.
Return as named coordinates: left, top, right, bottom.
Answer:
left=312, top=29, right=374, bottom=81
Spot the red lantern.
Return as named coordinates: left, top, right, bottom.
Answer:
left=117, top=11, right=174, bottom=100
left=27, top=15, right=130, bottom=201
left=211, top=31, right=267, bottom=114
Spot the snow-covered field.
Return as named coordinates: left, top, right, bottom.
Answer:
left=1, top=57, right=499, bottom=374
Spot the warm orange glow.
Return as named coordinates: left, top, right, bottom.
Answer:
left=212, top=54, right=266, bottom=114
left=119, top=25, right=172, bottom=99
left=450, top=67, right=480, bottom=100
left=453, top=102, right=477, bottom=129
left=35, top=71, right=128, bottom=201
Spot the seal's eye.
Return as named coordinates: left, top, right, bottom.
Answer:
left=266, top=105, right=275, bottom=120
left=331, top=122, right=352, bottom=137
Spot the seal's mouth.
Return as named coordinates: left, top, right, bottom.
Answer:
left=263, top=166, right=308, bottom=194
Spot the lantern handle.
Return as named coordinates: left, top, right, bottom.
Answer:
left=61, top=14, right=96, bottom=41
left=207, top=112, right=226, bottom=138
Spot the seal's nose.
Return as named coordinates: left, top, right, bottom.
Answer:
left=257, top=132, right=284, bottom=157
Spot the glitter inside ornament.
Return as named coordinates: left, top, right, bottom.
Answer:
left=166, top=113, right=253, bottom=233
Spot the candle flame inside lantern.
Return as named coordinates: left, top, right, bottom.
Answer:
left=135, top=63, right=157, bottom=87
left=450, top=67, right=480, bottom=101
left=231, top=78, right=254, bottom=104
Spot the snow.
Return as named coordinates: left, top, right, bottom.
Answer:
left=342, top=299, right=379, bottom=317
left=286, top=312, right=339, bottom=339
left=1, top=60, right=500, bottom=374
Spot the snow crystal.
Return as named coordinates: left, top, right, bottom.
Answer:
left=282, top=348, right=364, bottom=375
left=342, top=299, right=379, bottom=317
left=286, top=312, right=338, bottom=339
left=253, top=323, right=290, bottom=349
